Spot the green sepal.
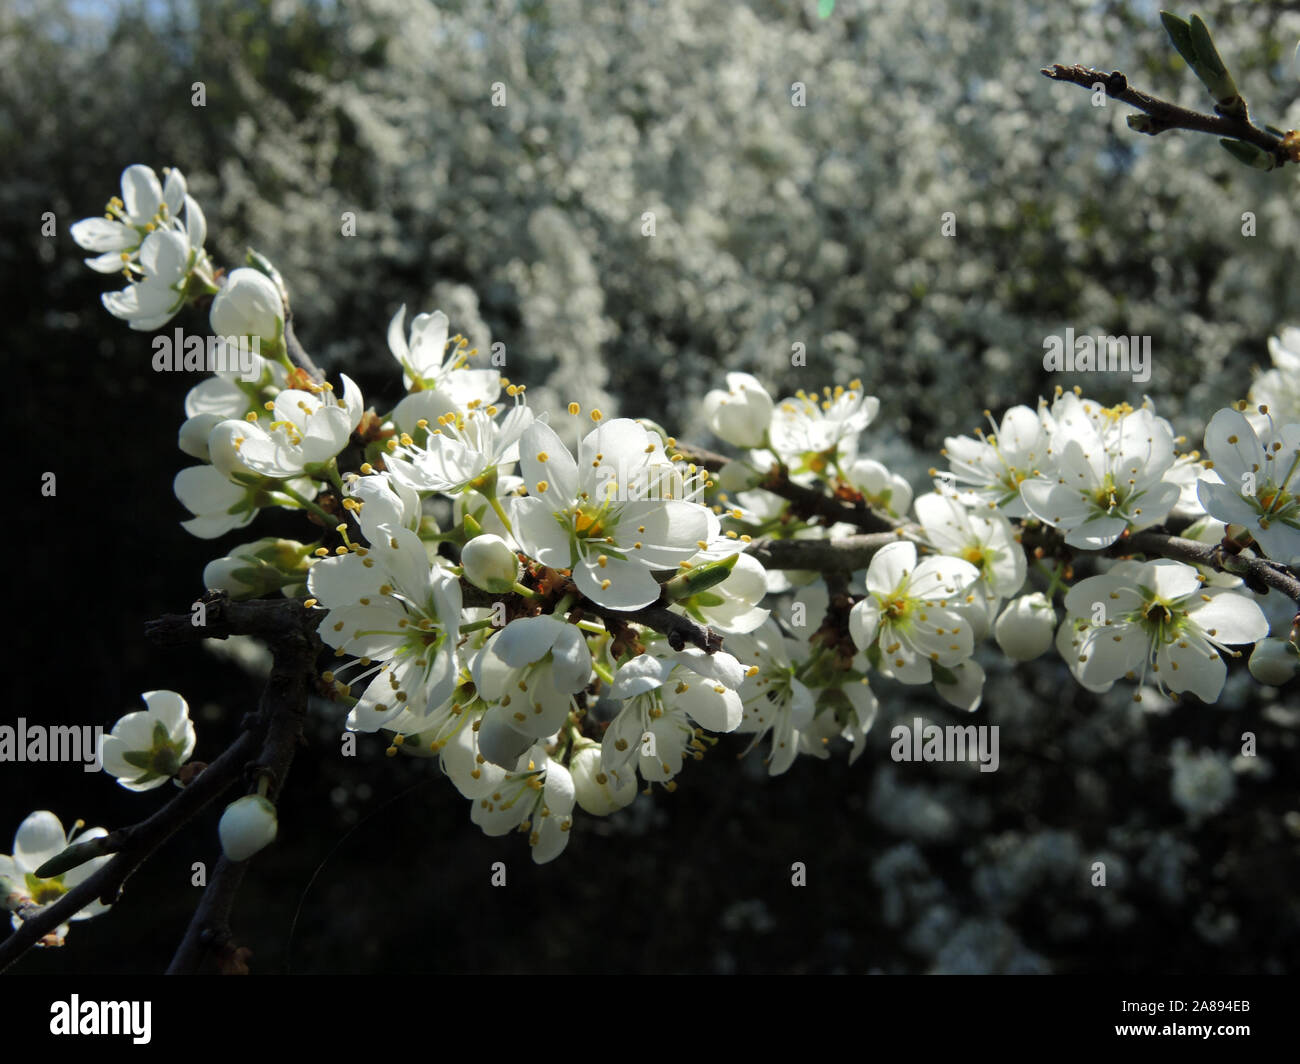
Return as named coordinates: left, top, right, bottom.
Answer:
left=121, top=749, right=155, bottom=771
left=1219, top=138, right=1275, bottom=170
left=245, top=247, right=290, bottom=308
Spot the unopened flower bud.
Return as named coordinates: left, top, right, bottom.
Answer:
left=716, top=460, right=760, bottom=494
left=995, top=592, right=1056, bottom=661
left=1249, top=638, right=1297, bottom=686
left=210, top=267, right=284, bottom=343
left=461, top=534, right=521, bottom=593
left=703, top=373, right=773, bottom=449
left=204, top=538, right=309, bottom=598
left=218, top=795, right=278, bottom=862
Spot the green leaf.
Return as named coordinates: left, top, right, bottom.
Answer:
left=1188, top=15, right=1228, bottom=78
left=690, top=591, right=727, bottom=608
left=1219, top=138, right=1275, bottom=170
left=1159, top=11, right=1198, bottom=69
left=662, top=553, right=739, bottom=601
left=818, top=0, right=835, bottom=18
left=33, top=837, right=113, bottom=879
left=1162, top=11, right=1242, bottom=111
left=1188, top=15, right=1242, bottom=109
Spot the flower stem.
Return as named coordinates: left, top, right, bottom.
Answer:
left=279, top=484, right=335, bottom=525
left=487, top=492, right=514, bottom=535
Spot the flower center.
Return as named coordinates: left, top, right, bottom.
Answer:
left=1138, top=598, right=1184, bottom=642
left=25, top=874, right=65, bottom=904
left=1253, top=485, right=1297, bottom=528
left=882, top=596, right=911, bottom=621
left=1091, top=473, right=1121, bottom=512
left=574, top=507, right=607, bottom=538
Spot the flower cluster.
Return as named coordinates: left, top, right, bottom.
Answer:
left=44, top=167, right=1297, bottom=902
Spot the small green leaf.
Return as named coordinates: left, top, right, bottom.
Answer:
left=1188, top=15, right=1242, bottom=108
left=33, top=837, right=114, bottom=879
left=662, top=553, right=739, bottom=601
left=1162, top=12, right=1242, bottom=111
left=1159, top=12, right=1198, bottom=69
left=1219, top=138, right=1275, bottom=171
left=818, top=0, right=835, bottom=18
left=690, top=591, right=727, bottom=608
left=1188, top=15, right=1228, bottom=78
left=152, top=720, right=171, bottom=749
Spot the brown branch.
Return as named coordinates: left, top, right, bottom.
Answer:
left=145, top=591, right=323, bottom=646
left=748, top=531, right=910, bottom=572
left=669, top=440, right=730, bottom=472
left=672, top=442, right=900, bottom=534
left=460, top=581, right=722, bottom=653
left=1117, top=530, right=1300, bottom=605
left=1041, top=64, right=1290, bottom=165
left=284, top=316, right=325, bottom=382
left=162, top=594, right=321, bottom=974
left=586, top=600, right=723, bottom=653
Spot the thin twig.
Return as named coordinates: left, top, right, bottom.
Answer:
left=1041, top=64, right=1290, bottom=165
left=748, top=531, right=909, bottom=572
left=1119, top=530, right=1300, bottom=605
left=460, top=581, right=722, bottom=652
left=672, top=442, right=900, bottom=534
left=164, top=596, right=320, bottom=974
left=284, top=316, right=325, bottom=382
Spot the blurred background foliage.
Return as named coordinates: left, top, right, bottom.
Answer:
left=1, top=0, right=1297, bottom=972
